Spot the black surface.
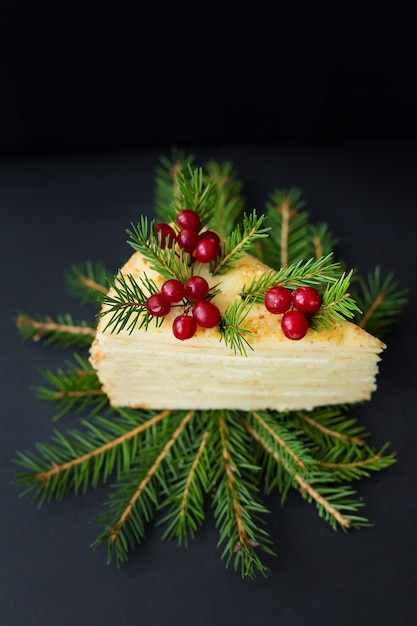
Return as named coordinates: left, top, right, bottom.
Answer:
left=2, top=3, right=417, bottom=158
left=2, top=139, right=417, bottom=626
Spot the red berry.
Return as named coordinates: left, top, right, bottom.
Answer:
left=176, top=209, right=201, bottom=231
left=172, top=315, right=197, bottom=340
left=199, top=230, right=221, bottom=245
left=161, top=279, right=186, bottom=303
left=281, top=310, right=309, bottom=340
left=177, top=228, right=200, bottom=252
left=194, top=237, right=220, bottom=263
left=155, top=223, right=176, bottom=249
left=192, top=300, right=221, bottom=328
left=146, top=293, right=171, bottom=317
left=264, top=286, right=292, bottom=314
left=184, top=276, right=210, bottom=301
left=292, top=286, right=322, bottom=315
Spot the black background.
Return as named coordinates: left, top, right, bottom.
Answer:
left=1, top=2, right=417, bottom=158
left=2, top=3, right=417, bottom=626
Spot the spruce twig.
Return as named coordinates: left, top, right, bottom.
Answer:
left=240, top=253, right=341, bottom=302
left=15, top=313, right=96, bottom=348
left=352, top=266, right=409, bottom=339
left=65, top=261, right=110, bottom=304
left=36, top=353, right=106, bottom=419
left=92, top=410, right=195, bottom=565
left=213, top=412, right=274, bottom=578
left=211, top=210, right=270, bottom=275
left=126, top=216, right=191, bottom=282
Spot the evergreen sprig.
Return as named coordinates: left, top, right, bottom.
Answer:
left=204, top=160, right=246, bottom=238
left=311, top=271, right=362, bottom=330
left=240, top=253, right=341, bottom=302
left=212, top=412, right=275, bottom=578
left=14, top=408, right=172, bottom=504
left=219, top=298, right=256, bottom=356
left=175, top=167, right=217, bottom=228
left=35, top=353, right=107, bottom=419
left=352, top=266, right=409, bottom=338
left=154, top=149, right=195, bottom=221
left=15, top=312, right=96, bottom=348
left=260, top=187, right=309, bottom=268
left=92, top=410, right=195, bottom=565
left=306, top=222, right=338, bottom=260
left=211, top=210, right=270, bottom=275
left=98, top=271, right=163, bottom=334
left=158, top=424, right=213, bottom=546
left=65, top=261, right=111, bottom=304
left=126, top=215, right=191, bottom=282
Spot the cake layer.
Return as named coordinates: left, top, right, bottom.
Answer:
left=89, top=251, right=385, bottom=411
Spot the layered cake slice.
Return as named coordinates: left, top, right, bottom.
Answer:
left=89, top=247, right=385, bottom=412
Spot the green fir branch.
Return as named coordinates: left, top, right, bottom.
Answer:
left=261, top=187, right=309, bottom=268
left=240, top=253, right=341, bottom=302
left=246, top=411, right=316, bottom=502
left=291, top=407, right=369, bottom=449
left=212, top=412, right=275, bottom=579
left=298, top=479, right=370, bottom=530
left=219, top=298, right=256, bottom=356
left=352, top=266, right=409, bottom=339
left=14, top=408, right=172, bottom=505
left=245, top=421, right=370, bottom=530
left=204, top=161, right=246, bottom=238
left=154, top=149, right=195, bottom=221
left=92, top=410, right=195, bottom=565
left=211, top=210, right=270, bottom=275
left=175, top=167, right=217, bottom=228
left=158, top=423, right=213, bottom=546
left=65, top=261, right=111, bottom=304
left=306, top=222, right=338, bottom=260
left=98, top=272, right=163, bottom=334
left=126, top=215, right=191, bottom=282
left=316, top=443, right=396, bottom=482
left=35, top=353, right=107, bottom=420
left=310, top=271, right=362, bottom=330
left=15, top=312, right=96, bottom=348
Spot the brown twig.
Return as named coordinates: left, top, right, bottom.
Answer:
left=294, top=411, right=367, bottom=446
left=218, top=413, right=250, bottom=550
left=251, top=411, right=305, bottom=468
left=110, top=410, right=194, bottom=542
left=359, top=293, right=385, bottom=329
left=244, top=420, right=352, bottom=529
left=36, top=409, right=171, bottom=483
left=16, top=315, right=96, bottom=340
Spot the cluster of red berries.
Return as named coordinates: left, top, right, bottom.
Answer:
left=264, top=285, right=322, bottom=340
left=147, top=209, right=222, bottom=340
left=146, top=275, right=221, bottom=341
left=155, top=209, right=220, bottom=263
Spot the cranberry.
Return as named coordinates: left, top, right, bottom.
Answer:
left=192, top=300, right=221, bottom=328
left=161, top=279, right=186, bottom=303
left=177, top=228, right=200, bottom=253
left=184, top=276, right=210, bottom=301
left=199, top=230, right=221, bottom=245
left=176, top=209, right=201, bottom=231
left=264, top=286, right=292, bottom=314
left=281, top=310, right=309, bottom=340
left=172, top=315, right=197, bottom=340
left=146, top=294, right=171, bottom=317
left=155, top=223, right=176, bottom=249
left=194, top=237, right=220, bottom=263
left=292, top=286, right=322, bottom=315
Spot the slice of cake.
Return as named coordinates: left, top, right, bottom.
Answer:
left=89, top=249, right=385, bottom=411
